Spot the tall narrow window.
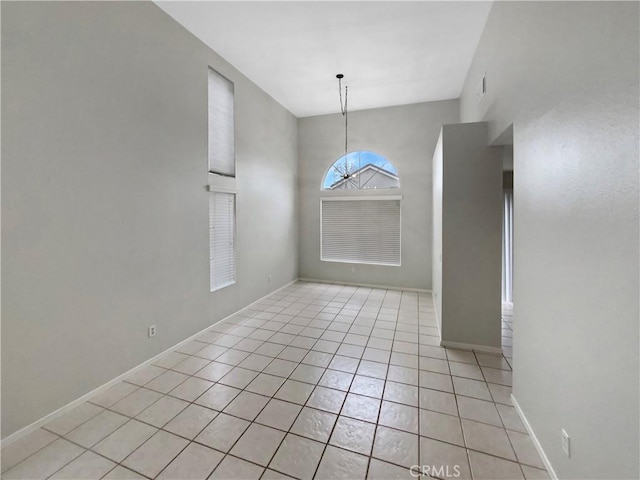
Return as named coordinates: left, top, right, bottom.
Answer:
left=208, top=67, right=235, bottom=177
left=210, top=192, right=236, bottom=291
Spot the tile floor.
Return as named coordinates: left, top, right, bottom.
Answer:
left=2, top=282, right=547, bottom=480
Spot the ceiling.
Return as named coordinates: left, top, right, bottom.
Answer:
left=155, top=1, right=493, bottom=118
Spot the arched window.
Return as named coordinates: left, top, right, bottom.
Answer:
left=322, top=151, right=399, bottom=190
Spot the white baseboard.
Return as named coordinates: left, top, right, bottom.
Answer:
left=298, top=277, right=431, bottom=294
left=511, top=394, right=557, bottom=480
left=439, top=340, right=503, bottom=355
left=0, top=279, right=298, bottom=448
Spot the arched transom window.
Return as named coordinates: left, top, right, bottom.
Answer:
left=322, top=151, right=399, bottom=190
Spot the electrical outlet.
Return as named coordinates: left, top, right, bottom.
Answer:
left=561, top=429, right=570, bottom=457
left=268, top=275, right=272, bottom=283
left=148, top=325, right=156, bottom=338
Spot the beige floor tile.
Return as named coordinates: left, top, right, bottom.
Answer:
left=418, top=387, right=458, bottom=416
left=449, top=361, right=484, bottom=381
left=456, top=395, right=502, bottom=427
left=194, top=361, right=234, bottom=382
left=255, top=398, right=302, bottom=431
left=223, top=391, right=270, bottom=421
left=110, top=388, right=163, bottom=417
left=195, top=383, right=241, bottom=411
left=481, top=367, right=513, bottom=386
left=230, top=423, right=286, bottom=466
left=135, top=395, right=189, bottom=428
left=289, top=364, right=326, bottom=384
left=239, top=353, right=275, bottom=372
left=445, top=349, right=477, bottom=365
left=121, top=431, right=188, bottom=478
left=488, top=383, right=512, bottom=405
left=419, top=370, right=454, bottom=393
left=209, top=455, right=264, bottom=480
left=316, top=445, right=369, bottom=480
left=521, top=465, right=551, bottom=479
left=475, top=353, right=512, bottom=371
left=274, top=379, right=315, bottom=404
left=145, top=370, right=189, bottom=394
left=462, top=419, right=517, bottom=461
left=269, top=434, right=325, bottom=480
left=2, top=439, right=84, bottom=480
left=419, top=409, right=464, bottom=446
left=264, top=358, right=298, bottom=377
left=302, top=351, right=333, bottom=368
left=1, top=428, right=59, bottom=473
left=219, top=367, right=259, bottom=389
left=153, top=351, right=189, bottom=369
left=419, top=437, right=472, bottom=480
left=350, top=375, right=385, bottom=398
left=367, top=458, right=414, bottom=479
left=318, top=369, right=354, bottom=391
left=379, top=401, right=419, bottom=434
left=90, top=383, right=138, bottom=408
left=496, top=403, right=526, bottom=432
left=452, top=376, right=492, bottom=401
left=290, top=407, right=337, bottom=443
left=164, top=404, right=217, bottom=439
left=246, top=373, right=286, bottom=396
left=468, top=450, right=524, bottom=480
left=171, top=357, right=211, bottom=375
left=372, top=425, right=419, bottom=468
left=419, top=357, right=450, bottom=374
left=387, top=365, right=419, bottom=386
left=330, top=416, right=376, bottom=455
left=65, top=410, right=129, bottom=448
left=102, top=465, right=146, bottom=479
left=93, top=420, right=157, bottom=462
left=157, top=442, right=223, bottom=479
left=507, top=429, right=545, bottom=469
left=49, top=450, right=115, bottom=480
left=342, top=393, right=381, bottom=423
left=168, top=377, right=213, bottom=402
left=262, top=469, right=297, bottom=480
left=306, top=386, right=347, bottom=414
left=195, top=413, right=250, bottom=452
left=43, top=403, right=103, bottom=436
left=330, top=355, right=361, bottom=374
left=383, top=381, right=419, bottom=407
left=125, top=365, right=166, bottom=386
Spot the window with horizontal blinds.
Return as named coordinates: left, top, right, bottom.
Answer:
left=209, top=192, right=236, bottom=292
left=208, top=67, right=235, bottom=177
left=321, top=197, right=401, bottom=266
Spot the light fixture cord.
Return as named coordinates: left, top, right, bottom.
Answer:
left=338, top=77, right=348, bottom=155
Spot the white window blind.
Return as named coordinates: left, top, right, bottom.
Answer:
left=208, top=67, right=235, bottom=177
left=210, top=192, right=236, bottom=292
left=321, top=197, right=401, bottom=266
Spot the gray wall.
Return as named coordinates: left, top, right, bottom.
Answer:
left=433, top=122, right=502, bottom=349
left=298, top=101, right=459, bottom=290
left=460, top=2, right=639, bottom=478
left=1, top=1, right=298, bottom=438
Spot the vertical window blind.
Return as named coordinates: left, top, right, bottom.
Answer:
left=208, top=67, right=235, bottom=177
left=321, top=197, right=401, bottom=266
left=210, top=192, right=236, bottom=292
left=502, top=191, right=514, bottom=304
